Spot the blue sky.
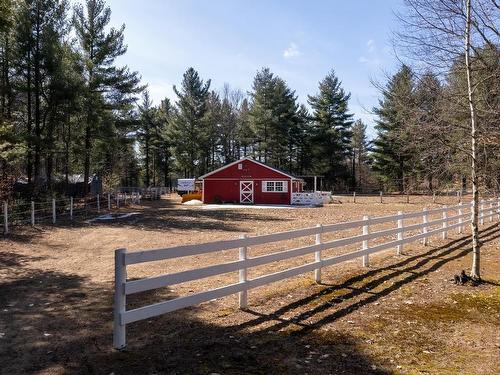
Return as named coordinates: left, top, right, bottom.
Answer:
left=105, top=0, right=405, bottom=137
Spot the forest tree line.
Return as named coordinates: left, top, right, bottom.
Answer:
left=0, top=0, right=498, bottom=200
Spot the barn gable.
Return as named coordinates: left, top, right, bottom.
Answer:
left=199, top=157, right=296, bottom=180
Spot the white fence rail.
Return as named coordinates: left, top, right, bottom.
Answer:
left=113, top=198, right=500, bottom=349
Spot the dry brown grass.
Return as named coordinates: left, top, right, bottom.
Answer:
left=0, top=195, right=499, bottom=374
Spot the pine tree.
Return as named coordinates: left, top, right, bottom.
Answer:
left=137, top=90, right=155, bottom=186
left=350, top=119, right=370, bottom=189
left=249, top=68, right=300, bottom=169
left=237, top=98, right=253, bottom=157
left=73, top=0, right=142, bottom=194
left=308, top=70, right=354, bottom=186
left=170, top=67, right=211, bottom=177
left=157, top=97, right=175, bottom=187
left=371, top=65, right=415, bottom=192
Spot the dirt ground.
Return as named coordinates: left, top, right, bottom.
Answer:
left=1, top=194, right=499, bottom=375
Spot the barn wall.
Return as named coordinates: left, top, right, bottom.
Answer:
left=203, top=180, right=240, bottom=203
left=254, top=180, right=291, bottom=204
left=203, top=179, right=292, bottom=204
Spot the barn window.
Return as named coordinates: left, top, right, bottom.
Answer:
left=238, top=163, right=243, bottom=170
left=262, top=181, right=288, bottom=192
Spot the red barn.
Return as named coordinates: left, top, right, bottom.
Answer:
left=199, top=157, right=303, bottom=205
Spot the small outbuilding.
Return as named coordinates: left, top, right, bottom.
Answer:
left=199, top=157, right=304, bottom=205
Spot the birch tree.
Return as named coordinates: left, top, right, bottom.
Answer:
left=396, top=0, right=499, bottom=279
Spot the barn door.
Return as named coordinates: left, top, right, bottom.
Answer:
left=240, top=181, right=254, bottom=204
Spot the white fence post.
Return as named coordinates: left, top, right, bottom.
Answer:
left=70, top=197, right=73, bottom=220
left=52, top=198, right=56, bottom=224
left=116, top=193, right=120, bottom=209
left=124, top=193, right=128, bottom=205
left=442, top=207, right=448, bottom=239
left=113, top=248, right=127, bottom=349
left=353, top=191, right=356, bottom=203
left=458, top=202, right=463, bottom=234
left=397, top=211, right=403, bottom=255
left=422, top=208, right=428, bottom=246
left=379, top=191, right=383, bottom=204
left=362, top=215, right=369, bottom=267
left=314, top=224, right=322, bottom=283
left=31, top=201, right=35, bottom=226
left=3, top=201, right=8, bottom=235
left=489, top=200, right=493, bottom=223
left=97, top=194, right=100, bottom=213
left=238, top=234, right=248, bottom=309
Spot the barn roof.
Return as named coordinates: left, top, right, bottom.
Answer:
left=198, top=156, right=302, bottom=180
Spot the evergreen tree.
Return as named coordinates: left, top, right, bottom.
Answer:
left=157, top=97, right=175, bottom=187
left=350, top=119, right=370, bottom=189
left=308, top=70, right=354, bottom=186
left=73, top=0, right=142, bottom=194
left=170, top=67, right=211, bottom=177
left=371, top=65, right=415, bottom=192
left=137, top=90, right=155, bottom=186
left=249, top=68, right=300, bottom=169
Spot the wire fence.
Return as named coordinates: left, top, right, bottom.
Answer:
left=1, top=187, right=169, bottom=235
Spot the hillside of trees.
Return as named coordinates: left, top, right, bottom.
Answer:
left=0, top=0, right=498, bottom=200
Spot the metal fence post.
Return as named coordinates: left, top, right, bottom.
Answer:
left=97, top=194, right=100, bottom=213
left=70, top=197, right=73, bottom=220
left=31, top=201, right=35, bottom=226
left=362, top=216, right=370, bottom=267
left=314, top=224, right=322, bottom=283
left=52, top=198, right=56, bottom=224
left=116, top=193, right=119, bottom=209
left=238, top=234, right=248, bottom=309
left=108, top=193, right=111, bottom=210
left=442, top=207, right=448, bottom=239
left=113, top=248, right=127, bottom=350
left=422, top=208, right=428, bottom=246
left=397, top=211, right=403, bottom=255
left=3, top=201, right=8, bottom=235
left=458, top=202, right=463, bottom=234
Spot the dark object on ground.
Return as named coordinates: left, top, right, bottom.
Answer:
left=454, top=270, right=470, bottom=285
left=454, top=270, right=480, bottom=286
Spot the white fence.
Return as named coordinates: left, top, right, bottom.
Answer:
left=291, top=192, right=325, bottom=206
left=113, top=198, right=500, bottom=349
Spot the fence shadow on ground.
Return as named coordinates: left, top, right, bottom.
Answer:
left=235, top=223, right=500, bottom=336
left=2, top=223, right=498, bottom=374
left=0, top=250, right=388, bottom=374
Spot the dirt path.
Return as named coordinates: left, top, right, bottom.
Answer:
left=1, top=196, right=499, bottom=374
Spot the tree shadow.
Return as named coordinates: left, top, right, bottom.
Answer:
left=234, top=223, right=500, bottom=336
left=0, top=251, right=388, bottom=374
left=2, top=222, right=497, bottom=374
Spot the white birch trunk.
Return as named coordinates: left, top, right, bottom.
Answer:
left=465, top=0, right=480, bottom=279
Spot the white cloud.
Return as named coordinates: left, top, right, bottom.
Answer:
left=358, top=56, right=382, bottom=66
left=283, top=42, right=301, bottom=59
left=366, top=39, right=375, bottom=53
